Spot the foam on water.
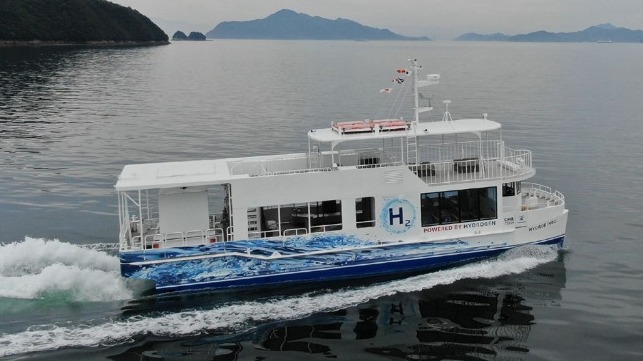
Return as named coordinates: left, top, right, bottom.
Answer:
left=0, top=237, right=132, bottom=301
left=0, top=244, right=559, bottom=357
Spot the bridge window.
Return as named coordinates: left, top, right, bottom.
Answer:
left=502, top=182, right=521, bottom=197
left=421, top=186, right=497, bottom=226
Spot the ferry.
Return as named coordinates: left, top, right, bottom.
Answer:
left=115, top=59, right=568, bottom=294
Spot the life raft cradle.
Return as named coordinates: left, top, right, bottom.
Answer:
left=331, top=119, right=410, bottom=134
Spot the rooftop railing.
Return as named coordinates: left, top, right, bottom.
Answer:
left=409, top=149, right=533, bottom=185
left=226, top=140, right=533, bottom=185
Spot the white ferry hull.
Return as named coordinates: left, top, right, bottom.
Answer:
left=120, top=210, right=567, bottom=294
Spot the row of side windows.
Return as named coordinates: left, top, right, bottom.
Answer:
left=247, top=197, right=376, bottom=238
left=421, top=187, right=497, bottom=227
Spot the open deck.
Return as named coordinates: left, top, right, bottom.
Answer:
left=227, top=139, right=533, bottom=186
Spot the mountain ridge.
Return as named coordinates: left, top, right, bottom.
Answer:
left=457, top=23, right=643, bottom=43
left=206, top=9, right=429, bottom=41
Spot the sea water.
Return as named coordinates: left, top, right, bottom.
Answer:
left=0, top=238, right=560, bottom=358
left=1, top=41, right=643, bottom=360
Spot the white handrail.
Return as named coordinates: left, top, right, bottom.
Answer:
left=522, top=182, right=565, bottom=205
left=310, top=223, right=343, bottom=233
left=283, top=228, right=307, bottom=237
left=248, top=230, right=281, bottom=239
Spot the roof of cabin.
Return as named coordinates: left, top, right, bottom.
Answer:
left=115, top=118, right=502, bottom=192
left=115, top=159, right=233, bottom=191
left=308, top=118, right=501, bottom=144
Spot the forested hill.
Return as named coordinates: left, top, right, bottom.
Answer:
left=0, top=0, right=168, bottom=44
left=207, top=9, right=429, bottom=41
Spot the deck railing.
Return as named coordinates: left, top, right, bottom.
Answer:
left=248, top=229, right=281, bottom=239
left=226, top=141, right=532, bottom=184
left=501, top=182, right=565, bottom=214
left=230, top=146, right=402, bottom=177
left=229, top=154, right=309, bottom=176
left=522, top=182, right=565, bottom=206
left=408, top=149, right=533, bottom=185
left=120, top=228, right=226, bottom=251
left=283, top=228, right=308, bottom=237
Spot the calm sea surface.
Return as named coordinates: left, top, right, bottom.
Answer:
left=1, top=41, right=642, bottom=360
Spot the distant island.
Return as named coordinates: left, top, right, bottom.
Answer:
left=457, top=24, right=643, bottom=43
left=172, top=31, right=206, bottom=41
left=0, top=0, right=168, bottom=46
left=206, top=9, right=430, bottom=41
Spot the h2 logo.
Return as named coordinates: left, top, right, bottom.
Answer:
left=381, top=198, right=416, bottom=234
left=389, top=207, right=411, bottom=227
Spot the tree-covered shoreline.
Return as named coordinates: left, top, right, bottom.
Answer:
left=0, top=0, right=168, bottom=45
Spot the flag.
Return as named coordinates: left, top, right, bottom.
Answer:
left=380, top=88, right=392, bottom=93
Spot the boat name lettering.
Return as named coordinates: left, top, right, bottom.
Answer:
left=424, top=220, right=496, bottom=233
left=528, top=219, right=557, bottom=232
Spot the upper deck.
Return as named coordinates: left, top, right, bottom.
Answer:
left=227, top=139, right=534, bottom=184
left=115, top=137, right=533, bottom=192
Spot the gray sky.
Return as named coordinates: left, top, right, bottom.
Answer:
left=112, top=0, right=642, bottom=39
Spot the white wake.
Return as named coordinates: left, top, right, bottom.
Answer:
left=0, top=244, right=559, bottom=357
left=0, top=237, right=131, bottom=301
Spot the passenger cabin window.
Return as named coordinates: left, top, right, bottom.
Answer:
left=421, top=186, right=497, bottom=227
left=502, top=182, right=521, bottom=197
left=309, top=200, right=342, bottom=233
left=247, top=199, right=343, bottom=238
left=356, top=197, right=375, bottom=228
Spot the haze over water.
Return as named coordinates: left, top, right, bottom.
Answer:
left=1, top=41, right=643, bottom=359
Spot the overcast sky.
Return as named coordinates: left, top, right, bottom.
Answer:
left=111, top=0, right=642, bottom=39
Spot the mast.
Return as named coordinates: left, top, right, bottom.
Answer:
left=411, top=59, right=421, bottom=125
left=409, top=58, right=440, bottom=125
left=407, top=59, right=440, bottom=166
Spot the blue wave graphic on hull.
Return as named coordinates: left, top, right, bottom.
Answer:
left=121, top=234, right=565, bottom=292
left=120, top=234, right=370, bottom=263
left=121, top=235, right=475, bottom=289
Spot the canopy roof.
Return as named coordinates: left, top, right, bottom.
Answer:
left=115, top=159, right=232, bottom=191
left=308, top=118, right=501, bottom=145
